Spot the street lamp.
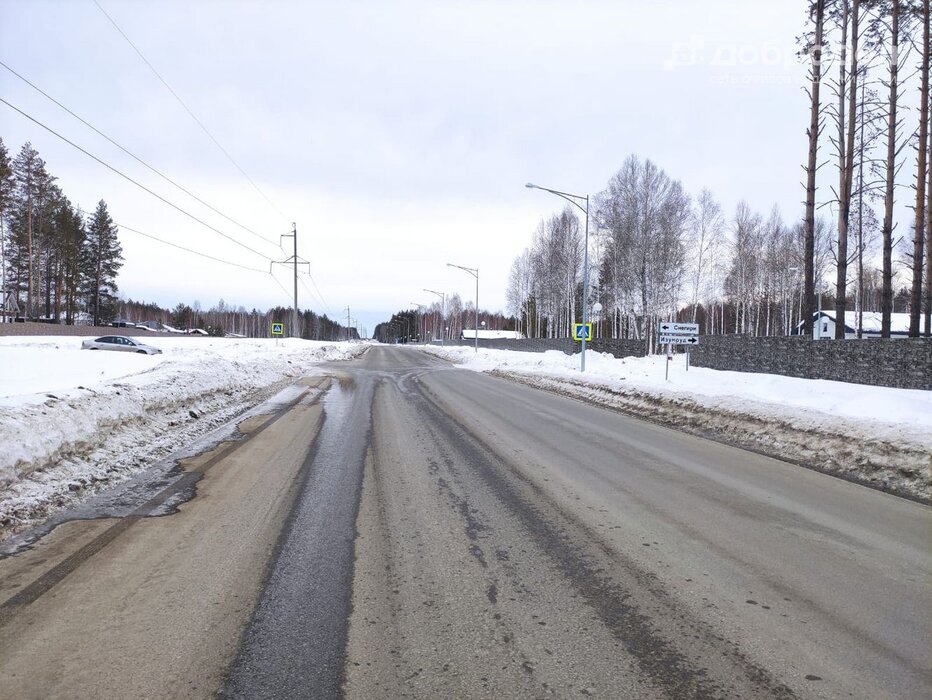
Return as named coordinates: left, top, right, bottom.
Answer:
left=526, top=182, right=590, bottom=371
left=411, top=303, right=427, bottom=344
left=424, top=288, right=445, bottom=346
left=447, top=263, right=479, bottom=353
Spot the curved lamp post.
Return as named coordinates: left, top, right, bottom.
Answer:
left=526, top=182, right=590, bottom=372
left=423, top=289, right=445, bottom=346
left=447, top=263, right=479, bottom=352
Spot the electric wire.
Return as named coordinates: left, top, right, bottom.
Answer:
left=116, top=222, right=268, bottom=273
left=268, top=270, right=296, bottom=306
left=302, top=271, right=332, bottom=314
left=297, top=273, right=326, bottom=312
left=0, top=97, right=272, bottom=262
left=0, top=60, right=280, bottom=249
left=93, top=0, right=290, bottom=223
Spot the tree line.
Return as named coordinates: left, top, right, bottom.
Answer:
left=802, top=0, right=930, bottom=338
left=374, top=298, right=514, bottom=344
left=505, top=0, right=930, bottom=344
left=119, top=297, right=357, bottom=340
left=0, top=138, right=123, bottom=325
left=0, top=138, right=356, bottom=340
left=507, top=157, right=855, bottom=347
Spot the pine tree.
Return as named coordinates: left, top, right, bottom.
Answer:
left=11, top=142, right=49, bottom=317
left=56, top=201, right=85, bottom=324
left=909, top=0, right=930, bottom=335
left=0, top=138, right=14, bottom=319
left=802, top=0, right=827, bottom=339
left=82, top=200, right=123, bottom=326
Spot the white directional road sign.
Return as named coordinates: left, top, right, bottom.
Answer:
left=658, top=322, right=699, bottom=335
left=659, top=334, right=699, bottom=345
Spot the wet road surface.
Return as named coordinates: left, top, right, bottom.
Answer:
left=228, top=346, right=931, bottom=699
left=0, top=347, right=928, bottom=699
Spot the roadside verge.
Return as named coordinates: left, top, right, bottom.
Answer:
left=496, top=370, right=931, bottom=504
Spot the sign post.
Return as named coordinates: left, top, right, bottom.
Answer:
left=271, top=322, right=285, bottom=346
left=658, top=334, right=699, bottom=346
left=573, top=323, right=593, bottom=343
left=657, top=322, right=699, bottom=380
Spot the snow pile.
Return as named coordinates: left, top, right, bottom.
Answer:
left=422, top=345, right=932, bottom=500
left=0, top=336, right=368, bottom=533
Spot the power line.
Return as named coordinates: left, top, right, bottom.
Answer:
left=0, top=60, right=280, bottom=249
left=116, top=222, right=268, bottom=273
left=297, top=274, right=325, bottom=312
left=93, top=0, right=289, bottom=223
left=0, top=97, right=271, bottom=262
left=303, top=269, right=332, bottom=314
left=269, top=270, right=297, bottom=306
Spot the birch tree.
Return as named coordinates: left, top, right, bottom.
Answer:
left=686, top=189, right=725, bottom=326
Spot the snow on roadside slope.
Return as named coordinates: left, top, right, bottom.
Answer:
left=0, top=336, right=367, bottom=534
left=421, top=345, right=932, bottom=500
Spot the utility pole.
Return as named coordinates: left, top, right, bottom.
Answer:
left=411, top=302, right=426, bottom=344
left=447, top=264, right=479, bottom=351
left=292, top=223, right=298, bottom=337
left=526, top=183, right=590, bottom=370
left=271, top=223, right=308, bottom=338
left=345, top=306, right=351, bottom=340
left=424, top=289, right=445, bottom=346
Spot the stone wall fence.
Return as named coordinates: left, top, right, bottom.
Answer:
left=430, top=334, right=931, bottom=390
left=689, top=335, right=932, bottom=391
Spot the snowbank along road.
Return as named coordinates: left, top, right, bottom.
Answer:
left=0, top=345, right=929, bottom=699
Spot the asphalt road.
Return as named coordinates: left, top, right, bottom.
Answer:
left=228, top=346, right=931, bottom=699
left=0, top=346, right=929, bottom=699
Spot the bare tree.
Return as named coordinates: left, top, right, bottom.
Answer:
left=830, top=0, right=864, bottom=337
left=926, top=80, right=932, bottom=332
left=686, top=189, right=725, bottom=327
left=595, top=155, right=688, bottom=348
left=875, top=0, right=912, bottom=337
left=802, top=0, right=828, bottom=338
left=909, top=0, right=930, bottom=335
left=725, top=202, right=763, bottom=334
left=506, top=249, right=534, bottom=337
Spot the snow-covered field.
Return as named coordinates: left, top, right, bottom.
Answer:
left=0, top=335, right=368, bottom=535
left=421, top=345, right=932, bottom=501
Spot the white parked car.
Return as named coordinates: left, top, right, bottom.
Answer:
left=81, top=335, right=163, bottom=355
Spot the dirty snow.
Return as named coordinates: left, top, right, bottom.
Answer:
left=421, top=346, right=932, bottom=500
left=0, top=335, right=368, bottom=535
left=2, top=337, right=929, bottom=537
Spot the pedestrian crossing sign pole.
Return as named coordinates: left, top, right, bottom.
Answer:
left=573, top=323, right=592, bottom=342
left=271, top=323, right=285, bottom=345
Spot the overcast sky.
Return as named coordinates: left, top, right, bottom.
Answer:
left=2, top=1, right=826, bottom=335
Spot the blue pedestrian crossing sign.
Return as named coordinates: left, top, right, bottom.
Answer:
left=271, top=322, right=285, bottom=337
left=573, top=323, right=592, bottom=341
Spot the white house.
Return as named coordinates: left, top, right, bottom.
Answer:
left=460, top=329, right=525, bottom=340
left=796, top=311, right=915, bottom=339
